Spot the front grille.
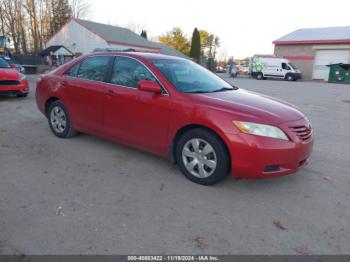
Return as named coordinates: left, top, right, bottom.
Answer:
left=289, top=125, right=312, bottom=141
left=0, top=80, right=20, bottom=86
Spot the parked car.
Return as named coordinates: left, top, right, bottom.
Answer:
left=36, top=52, right=313, bottom=185
left=216, top=66, right=226, bottom=73
left=251, top=56, right=302, bottom=81
left=0, top=57, right=29, bottom=97
left=0, top=55, right=25, bottom=74
left=238, top=65, right=250, bottom=75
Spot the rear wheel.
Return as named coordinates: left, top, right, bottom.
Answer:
left=48, top=100, right=77, bottom=138
left=176, top=128, right=230, bottom=185
left=256, top=73, right=263, bottom=80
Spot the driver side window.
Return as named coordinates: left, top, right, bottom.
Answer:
left=110, top=56, right=156, bottom=88
left=282, top=63, right=291, bottom=70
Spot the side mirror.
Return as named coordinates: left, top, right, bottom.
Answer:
left=138, top=80, right=162, bottom=94
left=10, top=64, right=16, bottom=69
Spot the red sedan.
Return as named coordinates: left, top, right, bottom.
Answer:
left=0, top=57, right=29, bottom=97
left=36, top=52, right=313, bottom=185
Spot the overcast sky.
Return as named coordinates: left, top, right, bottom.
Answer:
left=91, top=0, right=350, bottom=59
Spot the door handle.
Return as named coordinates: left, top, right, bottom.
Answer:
left=61, top=80, right=68, bottom=87
left=105, top=89, right=116, bottom=97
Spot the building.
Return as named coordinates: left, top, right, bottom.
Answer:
left=46, top=18, right=187, bottom=59
left=273, top=26, right=350, bottom=80
left=39, top=45, right=75, bottom=65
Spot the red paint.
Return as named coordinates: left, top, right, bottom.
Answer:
left=283, top=55, right=314, bottom=60
left=0, top=66, right=29, bottom=95
left=36, top=52, right=313, bottom=179
left=274, top=39, right=350, bottom=45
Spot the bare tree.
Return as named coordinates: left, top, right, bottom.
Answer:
left=70, top=0, right=91, bottom=19
left=0, top=1, right=6, bottom=36
left=126, top=22, right=146, bottom=34
left=0, top=0, right=73, bottom=54
left=1, top=0, right=21, bottom=53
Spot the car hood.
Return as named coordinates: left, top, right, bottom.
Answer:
left=192, top=89, right=305, bottom=124
left=0, top=68, right=21, bottom=80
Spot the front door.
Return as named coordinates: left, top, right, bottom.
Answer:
left=104, top=56, right=172, bottom=155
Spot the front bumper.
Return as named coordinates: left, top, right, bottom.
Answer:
left=293, top=72, right=302, bottom=80
left=0, top=80, right=29, bottom=95
left=225, top=118, right=313, bottom=179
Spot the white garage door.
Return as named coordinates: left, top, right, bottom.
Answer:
left=313, top=50, right=350, bottom=80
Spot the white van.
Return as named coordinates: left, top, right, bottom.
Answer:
left=250, top=56, right=302, bottom=81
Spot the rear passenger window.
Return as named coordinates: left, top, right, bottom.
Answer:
left=110, top=56, right=156, bottom=88
left=77, top=56, right=110, bottom=81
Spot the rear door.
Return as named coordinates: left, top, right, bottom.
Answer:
left=62, top=55, right=111, bottom=134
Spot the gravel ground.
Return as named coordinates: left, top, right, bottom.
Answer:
left=0, top=74, right=349, bottom=255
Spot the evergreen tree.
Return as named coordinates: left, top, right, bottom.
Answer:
left=140, top=30, right=148, bottom=39
left=159, top=27, right=190, bottom=55
left=190, top=28, right=201, bottom=62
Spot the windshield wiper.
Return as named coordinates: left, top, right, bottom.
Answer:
left=187, top=90, right=210, bottom=93
left=212, top=87, right=234, bottom=92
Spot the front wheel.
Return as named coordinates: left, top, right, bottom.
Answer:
left=176, top=128, right=230, bottom=185
left=286, top=74, right=295, bottom=81
left=48, top=100, right=77, bottom=138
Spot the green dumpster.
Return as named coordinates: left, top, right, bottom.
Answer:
left=327, top=63, right=350, bottom=84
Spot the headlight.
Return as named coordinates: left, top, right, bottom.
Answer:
left=19, top=74, right=26, bottom=81
left=233, top=121, right=289, bottom=140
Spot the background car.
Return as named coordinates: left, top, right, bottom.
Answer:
left=0, top=57, right=29, bottom=97
left=0, top=55, right=25, bottom=74
left=36, top=52, right=313, bottom=185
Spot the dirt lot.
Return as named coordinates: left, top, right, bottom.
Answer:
left=0, top=74, right=349, bottom=255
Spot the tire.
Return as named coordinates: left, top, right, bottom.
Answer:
left=286, top=74, right=294, bottom=81
left=17, top=93, right=28, bottom=98
left=256, top=73, right=263, bottom=80
left=48, top=100, right=77, bottom=138
left=176, top=128, right=230, bottom=185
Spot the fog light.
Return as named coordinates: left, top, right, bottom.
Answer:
left=264, top=165, right=280, bottom=172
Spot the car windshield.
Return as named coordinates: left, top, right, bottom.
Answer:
left=2, top=56, right=14, bottom=65
left=0, top=58, right=11, bottom=68
left=151, top=59, right=237, bottom=93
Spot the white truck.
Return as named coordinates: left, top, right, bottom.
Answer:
left=250, top=56, right=302, bottom=81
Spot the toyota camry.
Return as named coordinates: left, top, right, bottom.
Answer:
left=36, top=52, right=313, bottom=185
